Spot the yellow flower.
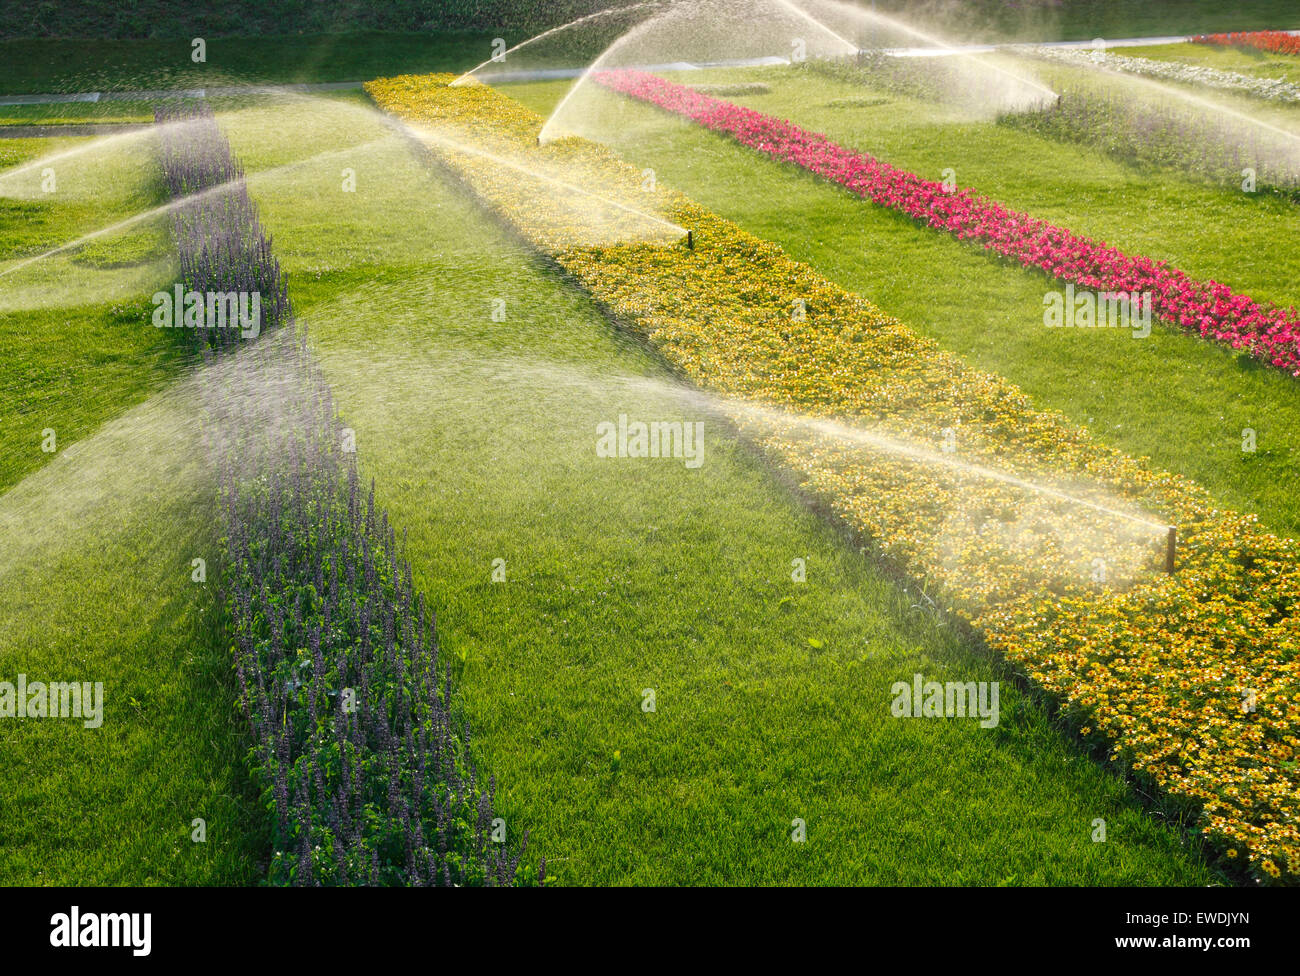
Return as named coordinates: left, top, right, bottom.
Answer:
left=368, top=72, right=1300, bottom=881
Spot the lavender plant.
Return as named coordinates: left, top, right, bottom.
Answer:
left=202, top=331, right=534, bottom=886
left=997, top=87, right=1300, bottom=199
left=156, top=102, right=536, bottom=886
left=155, top=102, right=291, bottom=349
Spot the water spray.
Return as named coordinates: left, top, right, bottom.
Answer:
left=451, top=1, right=667, bottom=87
left=0, top=137, right=391, bottom=280
left=405, top=121, right=688, bottom=243
left=711, top=395, right=1178, bottom=575
left=773, top=0, right=859, bottom=56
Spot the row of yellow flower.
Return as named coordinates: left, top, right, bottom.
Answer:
left=366, top=73, right=1300, bottom=882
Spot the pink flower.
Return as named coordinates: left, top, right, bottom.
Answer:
left=595, top=69, right=1300, bottom=378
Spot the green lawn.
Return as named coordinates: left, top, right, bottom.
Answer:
left=205, top=90, right=1223, bottom=884
left=0, top=102, right=156, bottom=126
left=0, top=132, right=181, bottom=493
left=7, top=22, right=1294, bottom=884
left=1125, top=40, right=1300, bottom=84
left=501, top=67, right=1300, bottom=539
left=0, top=113, right=256, bottom=886
left=0, top=371, right=263, bottom=885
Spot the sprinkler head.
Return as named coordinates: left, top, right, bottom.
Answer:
left=1165, top=525, right=1178, bottom=574
left=686, top=230, right=694, bottom=250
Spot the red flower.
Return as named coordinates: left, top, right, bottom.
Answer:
left=594, top=69, right=1300, bottom=378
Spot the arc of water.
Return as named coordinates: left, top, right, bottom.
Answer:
left=1071, top=60, right=1300, bottom=148
left=773, top=0, right=859, bottom=55
left=610, top=373, right=1170, bottom=532
left=408, top=355, right=1171, bottom=535
left=409, top=122, right=687, bottom=239
left=807, top=0, right=1057, bottom=102
left=735, top=402, right=1170, bottom=532
left=0, top=86, right=341, bottom=191
left=451, top=1, right=668, bottom=87
left=538, top=2, right=682, bottom=145
left=539, top=0, right=1054, bottom=143
left=0, top=138, right=392, bottom=279
left=0, top=120, right=186, bottom=190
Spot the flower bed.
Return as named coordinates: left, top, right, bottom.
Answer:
left=998, top=85, right=1300, bottom=196
left=1021, top=45, right=1300, bottom=103
left=155, top=103, right=291, bottom=349
left=368, top=73, right=1300, bottom=881
left=591, top=69, right=1300, bottom=378
left=206, top=331, right=531, bottom=886
left=1194, top=31, right=1300, bottom=57
left=157, top=103, right=531, bottom=886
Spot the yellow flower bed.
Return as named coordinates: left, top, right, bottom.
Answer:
left=367, top=73, right=1300, bottom=882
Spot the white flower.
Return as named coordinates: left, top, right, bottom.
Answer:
left=1018, top=45, right=1300, bottom=103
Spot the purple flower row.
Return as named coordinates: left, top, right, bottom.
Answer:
left=156, top=103, right=536, bottom=885
left=154, top=103, right=291, bottom=349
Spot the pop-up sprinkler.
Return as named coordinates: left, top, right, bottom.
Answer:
left=1166, top=525, right=1178, bottom=574
left=686, top=230, right=694, bottom=250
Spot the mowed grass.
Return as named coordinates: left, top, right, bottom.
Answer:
left=1126, top=40, right=1300, bottom=84
left=502, top=69, right=1300, bottom=538
left=0, top=132, right=261, bottom=883
left=0, top=102, right=156, bottom=126
left=0, top=356, right=264, bottom=886
left=0, top=132, right=184, bottom=492
left=211, top=91, right=1223, bottom=884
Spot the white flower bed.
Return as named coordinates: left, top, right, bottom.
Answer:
left=1020, top=45, right=1300, bottom=103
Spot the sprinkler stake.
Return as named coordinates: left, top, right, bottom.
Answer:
left=686, top=230, right=694, bottom=250
left=1165, top=525, right=1177, bottom=574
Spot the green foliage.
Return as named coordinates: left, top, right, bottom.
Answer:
left=4, top=0, right=1297, bottom=44
left=997, top=86, right=1300, bottom=198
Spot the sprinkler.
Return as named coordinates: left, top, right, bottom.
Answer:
left=686, top=230, right=694, bottom=250
left=1165, top=525, right=1178, bottom=574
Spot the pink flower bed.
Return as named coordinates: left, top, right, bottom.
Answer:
left=593, top=68, right=1300, bottom=377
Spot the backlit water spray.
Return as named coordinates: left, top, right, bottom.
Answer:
left=297, top=344, right=1176, bottom=591
left=451, top=2, right=668, bottom=86
left=405, top=120, right=688, bottom=244
left=0, top=137, right=392, bottom=283
left=538, top=0, right=1055, bottom=143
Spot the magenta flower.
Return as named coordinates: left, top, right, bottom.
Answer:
left=594, top=69, right=1300, bottom=378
